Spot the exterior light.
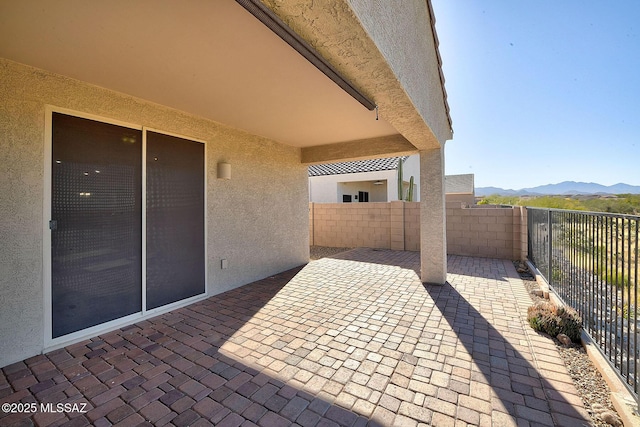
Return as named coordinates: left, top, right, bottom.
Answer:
left=217, top=162, right=231, bottom=180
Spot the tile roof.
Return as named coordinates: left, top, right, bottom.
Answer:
left=308, top=157, right=406, bottom=177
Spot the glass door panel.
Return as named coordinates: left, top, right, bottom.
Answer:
left=146, top=131, right=205, bottom=310
left=51, top=113, right=142, bottom=338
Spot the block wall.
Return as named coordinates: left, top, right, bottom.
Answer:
left=309, top=202, right=528, bottom=260
left=310, top=202, right=397, bottom=249
left=446, top=202, right=518, bottom=260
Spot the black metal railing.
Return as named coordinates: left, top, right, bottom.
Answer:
left=527, top=207, right=639, bottom=398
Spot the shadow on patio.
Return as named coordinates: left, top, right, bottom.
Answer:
left=427, top=256, right=591, bottom=426
left=0, top=249, right=590, bottom=426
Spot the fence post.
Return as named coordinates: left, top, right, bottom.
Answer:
left=547, top=209, right=553, bottom=285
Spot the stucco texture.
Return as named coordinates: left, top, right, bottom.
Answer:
left=0, top=59, right=309, bottom=367
left=262, top=0, right=452, bottom=150
left=347, top=0, right=451, bottom=143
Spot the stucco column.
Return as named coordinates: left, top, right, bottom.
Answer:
left=420, top=147, right=447, bottom=284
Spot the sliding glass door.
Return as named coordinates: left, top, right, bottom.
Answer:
left=50, top=112, right=205, bottom=339
left=146, top=131, right=205, bottom=310
left=51, top=113, right=143, bottom=338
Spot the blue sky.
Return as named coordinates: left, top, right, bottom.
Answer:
left=430, top=1, right=640, bottom=189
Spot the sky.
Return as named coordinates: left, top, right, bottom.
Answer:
left=430, top=1, right=640, bottom=189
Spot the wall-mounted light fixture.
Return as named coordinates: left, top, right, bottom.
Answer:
left=373, top=180, right=384, bottom=185
left=217, top=162, right=231, bottom=180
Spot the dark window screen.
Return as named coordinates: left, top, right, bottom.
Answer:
left=146, top=131, right=205, bottom=310
left=51, top=113, right=142, bottom=338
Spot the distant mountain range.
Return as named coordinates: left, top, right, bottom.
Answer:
left=476, top=181, right=640, bottom=197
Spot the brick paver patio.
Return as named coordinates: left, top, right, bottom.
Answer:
left=1, top=249, right=591, bottom=426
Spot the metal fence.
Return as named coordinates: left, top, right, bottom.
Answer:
left=527, top=207, right=640, bottom=397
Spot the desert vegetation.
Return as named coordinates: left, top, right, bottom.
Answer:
left=478, top=194, right=640, bottom=215
left=527, top=301, right=582, bottom=342
left=527, top=205, right=639, bottom=390
left=552, top=213, right=638, bottom=300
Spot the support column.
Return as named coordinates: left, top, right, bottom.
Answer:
left=420, top=147, right=447, bottom=284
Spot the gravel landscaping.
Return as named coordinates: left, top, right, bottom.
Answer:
left=515, top=261, right=622, bottom=427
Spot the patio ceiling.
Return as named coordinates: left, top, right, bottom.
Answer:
left=0, top=0, right=399, bottom=148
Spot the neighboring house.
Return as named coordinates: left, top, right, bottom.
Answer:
left=0, top=0, right=452, bottom=367
left=445, top=173, right=476, bottom=205
left=309, top=155, right=474, bottom=204
left=309, top=155, right=420, bottom=203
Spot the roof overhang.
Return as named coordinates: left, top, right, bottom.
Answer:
left=0, top=0, right=449, bottom=156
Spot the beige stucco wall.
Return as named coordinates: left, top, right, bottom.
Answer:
left=264, top=0, right=451, bottom=152
left=401, top=155, right=421, bottom=201
left=309, top=201, right=528, bottom=260
left=264, top=0, right=452, bottom=284
left=0, top=59, right=309, bottom=367
left=347, top=0, right=452, bottom=145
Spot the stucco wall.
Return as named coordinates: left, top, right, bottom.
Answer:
left=263, top=0, right=450, bottom=151
left=311, top=156, right=420, bottom=203
left=308, top=155, right=422, bottom=204
left=338, top=181, right=387, bottom=203
left=347, top=0, right=451, bottom=144
left=0, top=59, right=309, bottom=367
left=401, top=155, right=420, bottom=201
left=309, top=169, right=396, bottom=203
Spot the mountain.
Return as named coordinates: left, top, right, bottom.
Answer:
left=476, top=181, right=640, bottom=196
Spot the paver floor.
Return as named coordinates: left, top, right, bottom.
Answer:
left=1, top=249, right=591, bottom=426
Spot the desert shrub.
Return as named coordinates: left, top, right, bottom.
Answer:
left=527, top=301, right=582, bottom=342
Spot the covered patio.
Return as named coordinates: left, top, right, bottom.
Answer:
left=1, top=249, right=590, bottom=426
left=1, top=0, right=452, bottom=369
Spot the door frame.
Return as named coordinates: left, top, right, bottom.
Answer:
left=43, top=106, right=208, bottom=351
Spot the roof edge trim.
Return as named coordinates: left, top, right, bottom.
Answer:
left=236, top=0, right=377, bottom=111
left=426, top=0, right=453, bottom=134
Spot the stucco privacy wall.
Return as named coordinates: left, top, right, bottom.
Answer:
left=310, top=202, right=528, bottom=260
left=0, top=59, right=309, bottom=367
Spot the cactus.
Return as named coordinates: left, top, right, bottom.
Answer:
left=406, top=176, right=414, bottom=202
left=527, top=301, right=582, bottom=342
